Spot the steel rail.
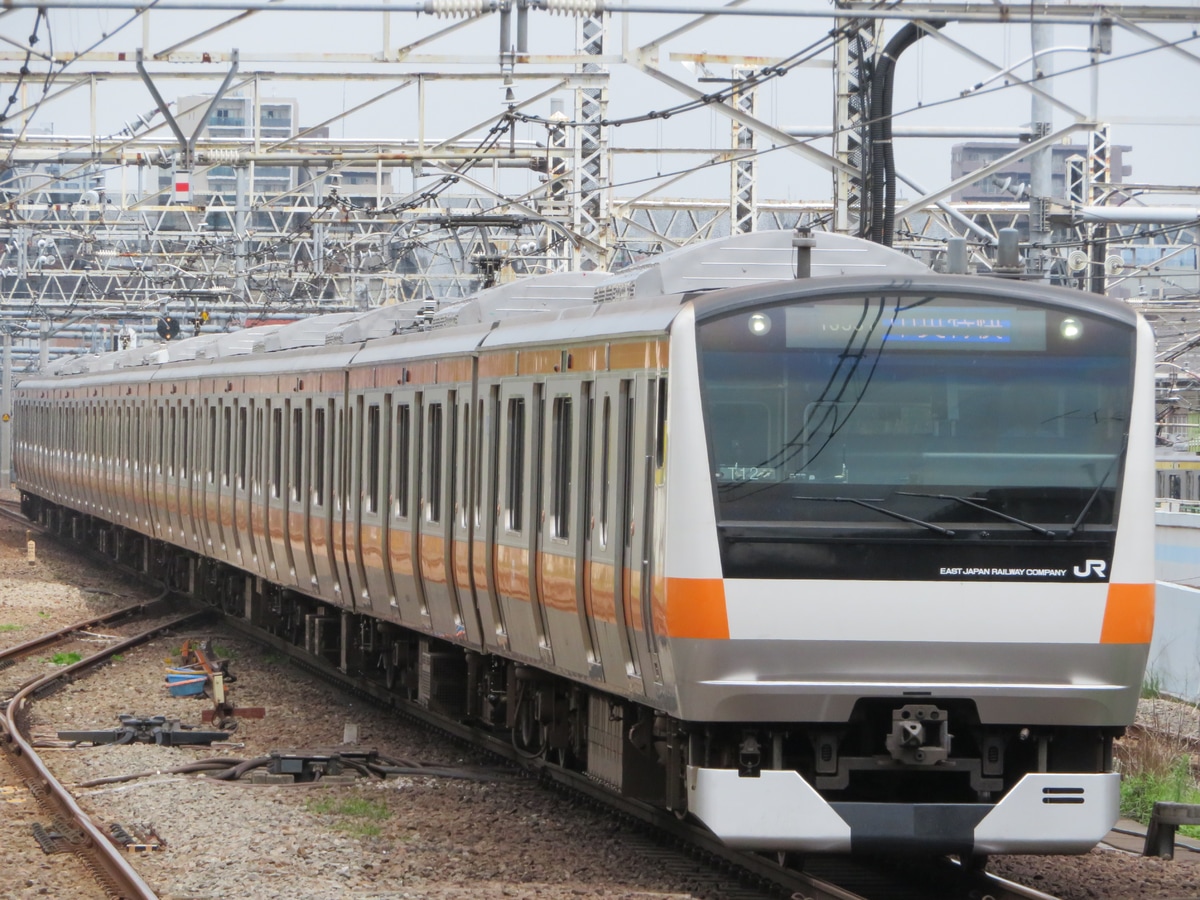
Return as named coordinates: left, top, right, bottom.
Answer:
left=2, top=609, right=212, bottom=900
left=221, top=613, right=1068, bottom=900
left=0, top=597, right=170, bottom=668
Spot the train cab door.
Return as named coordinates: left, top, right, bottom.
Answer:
left=536, top=377, right=594, bottom=678
left=451, top=388, right=484, bottom=650
left=416, top=387, right=463, bottom=640
left=587, top=377, right=641, bottom=690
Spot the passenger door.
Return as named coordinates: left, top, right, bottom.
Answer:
left=587, top=377, right=641, bottom=690
left=417, top=388, right=462, bottom=640
left=536, top=379, right=593, bottom=678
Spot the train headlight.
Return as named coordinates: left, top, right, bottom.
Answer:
left=1060, top=317, right=1082, bottom=340
left=748, top=313, right=772, bottom=336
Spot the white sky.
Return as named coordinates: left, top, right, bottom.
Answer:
left=3, top=2, right=1199, bottom=206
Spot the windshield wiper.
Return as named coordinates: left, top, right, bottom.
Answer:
left=793, top=495, right=955, bottom=536
left=896, top=491, right=1057, bottom=538
left=1066, top=449, right=1123, bottom=537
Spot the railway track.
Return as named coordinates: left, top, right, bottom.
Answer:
left=0, top=499, right=1069, bottom=900
left=0, top=579, right=211, bottom=900
left=220, top=613, right=1066, bottom=900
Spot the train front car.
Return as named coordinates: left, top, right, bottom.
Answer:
left=663, top=275, right=1154, bottom=857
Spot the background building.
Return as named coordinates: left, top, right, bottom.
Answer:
left=950, top=140, right=1132, bottom=202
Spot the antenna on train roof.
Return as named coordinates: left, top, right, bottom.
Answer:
left=792, top=226, right=815, bottom=279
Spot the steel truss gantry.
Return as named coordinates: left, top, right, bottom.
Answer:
left=0, top=1, right=1198, bottom=367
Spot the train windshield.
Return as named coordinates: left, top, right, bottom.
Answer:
left=697, top=293, right=1134, bottom=535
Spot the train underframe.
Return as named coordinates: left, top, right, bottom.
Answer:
left=26, top=494, right=1124, bottom=857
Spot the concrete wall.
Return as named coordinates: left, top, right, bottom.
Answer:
left=1152, top=510, right=1200, bottom=702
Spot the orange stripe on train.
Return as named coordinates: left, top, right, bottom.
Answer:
left=665, top=577, right=729, bottom=640
left=1100, top=583, right=1155, bottom=644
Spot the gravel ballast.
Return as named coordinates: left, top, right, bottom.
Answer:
left=2, top=514, right=1198, bottom=900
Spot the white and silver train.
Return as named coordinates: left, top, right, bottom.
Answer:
left=13, top=230, right=1155, bottom=859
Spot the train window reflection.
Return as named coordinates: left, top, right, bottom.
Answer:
left=428, top=403, right=443, bottom=524
left=506, top=397, right=525, bottom=533
left=551, top=396, right=572, bottom=540
left=698, top=294, right=1133, bottom=529
left=394, top=404, right=410, bottom=517
left=313, top=406, right=326, bottom=506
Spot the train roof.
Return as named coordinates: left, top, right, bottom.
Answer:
left=36, top=229, right=1099, bottom=384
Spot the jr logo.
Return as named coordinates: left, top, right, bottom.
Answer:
left=1073, top=559, right=1108, bottom=578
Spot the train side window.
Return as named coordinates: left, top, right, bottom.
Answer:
left=459, top=401, right=470, bottom=530
left=222, top=405, right=232, bottom=486
left=395, top=404, right=410, bottom=519
left=256, top=407, right=266, bottom=493
left=474, top=395, right=488, bottom=528
left=336, top=407, right=345, bottom=510
left=292, top=406, right=304, bottom=503
left=271, top=407, right=283, bottom=499
left=654, top=377, right=668, bottom=477
left=168, top=406, right=177, bottom=477
left=207, top=404, right=217, bottom=484
left=1169, top=473, right=1182, bottom=500
left=506, top=397, right=525, bottom=532
left=313, top=405, right=326, bottom=506
left=223, top=405, right=231, bottom=487
left=427, top=402, right=443, bottom=524
left=181, top=405, right=190, bottom=480
left=600, top=395, right=611, bottom=547
left=156, top=405, right=164, bottom=475
left=623, top=392, right=635, bottom=550
left=366, top=403, right=381, bottom=514
left=550, top=395, right=572, bottom=539
left=237, top=406, right=248, bottom=490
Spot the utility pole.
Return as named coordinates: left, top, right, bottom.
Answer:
left=730, top=66, right=757, bottom=235
left=832, top=11, right=873, bottom=236
left=1, top=331, right=10, bottom=489
left=1028, top=23, right=1054, bottom=278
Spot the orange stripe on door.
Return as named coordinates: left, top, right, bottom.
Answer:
left=1100, top=583, right=1155, bottom=644
left=665, top=577, right=729, bottom=640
